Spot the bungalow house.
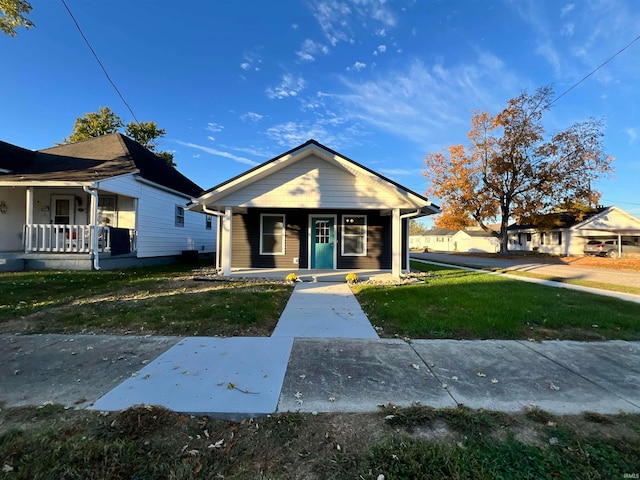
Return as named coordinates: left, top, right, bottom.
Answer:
left=0, top=134, right=215, bottom=271
left=507, top=206, right=640, bottom=256
left=188, top=140, right=440, bottom=277
left=451, top=228, right=499, bottom=253
left=409, top=228, right=456, bottom=252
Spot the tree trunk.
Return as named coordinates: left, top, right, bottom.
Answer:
left=498, top=211, right=510, bottom=256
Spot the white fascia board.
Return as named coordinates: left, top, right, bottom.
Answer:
left=134, top=175, right=193, bottom=200
left=0, top=180, right=91, bottom=187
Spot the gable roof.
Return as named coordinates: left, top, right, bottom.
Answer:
left=190, top=139, right=439, bottom=214
left=420, top=228, right=457, bottom=237
left=0, top=134, right=203, bottom=197
left=0, top=140, right=38, bottom=172
left=507, top=207, right=609, bottom=231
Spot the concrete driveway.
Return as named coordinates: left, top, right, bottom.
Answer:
left=411, top=252, right=640, bottom=289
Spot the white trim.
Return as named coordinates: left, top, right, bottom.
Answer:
left=308, top=214, right=337, bottom=269
left=341, top=214, right=367, bottom=256
left=134, top=175, right=193, bottom=200
left=260, top=213, right=286, bottom=255
left=392, top=208, right=402, bottom=277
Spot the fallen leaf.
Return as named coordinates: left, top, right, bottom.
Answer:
left=299, top=374, right=307, bottom=379
left=549, top=382, right=560, bottom=391
left=294, top=391, right=303, bottom=399
left=3, top=465, right=14, bottom=473
left=476, top=372, right=486, bottom=377
left=227, top=383, right=236, bottom=390
left=328, top=397, right=336, bottom=402
left=208, top=439, right=224, bottom=449
left=491, top=378, right=499, bottom=384
left=451, top=376, right=459, bottom=381
left=411, top=363, right=420, bottom=370
left=193, top=463, right=203, bottom=474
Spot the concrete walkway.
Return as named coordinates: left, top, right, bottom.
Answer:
left=272, top=282, right=379, bottom=339
left=2, top=275, right=640, bottom=419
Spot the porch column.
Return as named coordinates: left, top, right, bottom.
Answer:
left=25, top=187, right=34, bottom=251
left=221, top=207, right=233, bottom=276
left=392, top=208, right=401, bottom=278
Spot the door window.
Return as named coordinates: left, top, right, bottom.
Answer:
left=54, top=199, right=71, bottom=224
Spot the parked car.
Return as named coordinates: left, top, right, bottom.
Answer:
left=583, top=239, right=640, bottom=258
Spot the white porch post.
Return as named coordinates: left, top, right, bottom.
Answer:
left=392, top=208, right=401, bottom=278
left=221, top=207, right=233, bottom=276
left=25, top=187, right=34, bottom=251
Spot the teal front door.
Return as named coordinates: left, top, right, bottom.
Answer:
left=311, top=217, right=334, bottom=268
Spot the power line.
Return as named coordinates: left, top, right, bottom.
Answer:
left=551, top=33, right=640, bottom=106
left=60, top=0, right=139, bottom=123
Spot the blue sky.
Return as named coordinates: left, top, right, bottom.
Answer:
left=2, top=0, right=639, bottom=223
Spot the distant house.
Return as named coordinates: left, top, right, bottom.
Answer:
left=410, top=228, right=457, bottom=252
left=451, top=229, right=499, bottom=253
left=0, top=134, right=215, bottom=271
left=188, top=139, right=440, bottom=277
left=507, top=206, right=640, bottom=256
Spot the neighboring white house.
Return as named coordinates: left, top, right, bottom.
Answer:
left=451, top=229, right=499, bottom=253
left=410, top=228, right=457, bottom=252
left=0, top=134, right=216, bottom=271
left=507, top=206, right=640, bottom=257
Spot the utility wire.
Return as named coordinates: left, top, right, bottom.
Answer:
left=61, top=0, right=140, bottom=124
left=551, top=33, right=640, bottom=106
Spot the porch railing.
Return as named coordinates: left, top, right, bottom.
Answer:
left=23, top=224, right=115, bottom=254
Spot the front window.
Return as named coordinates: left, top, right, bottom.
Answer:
left=260, top=214, right=285, bottom=255
left=342, top=215, right=367, bottom=256
left=205, top=215, right=212, bottom=230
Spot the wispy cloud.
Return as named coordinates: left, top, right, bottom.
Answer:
left=625, top=127, right=638, bottom=144
left=176, top=141, right=259, bottom=166
left=373, top=45, right=387, bottom=55
left=239, top=48, right=263, bottom=72
left=266, top=73, right=306, bottom=99
left=206, top=122, right=224, bottom=132
left=330, top=53, right=523, bottom=146
left=560, top=3, right=575, bottom=17
left=241, top=112, right=264, bottom=122
left=265, top=116, right=366, bottom=150
left=347, top=61, right=367, bottom=71
left=309, top=0, right=397, bottom=46
left=296, top=38, right=329, bottom=62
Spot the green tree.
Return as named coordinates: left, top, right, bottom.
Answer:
left=423, top=86, right=614, bottom=255
left=64, top=107, right=176, bottom=167
left=64, top=107, right=124, bottom=143
left=409, top=219, right=429, bottom=235
left=0, top=0, right=34, bottom=36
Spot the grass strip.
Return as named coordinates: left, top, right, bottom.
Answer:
left=352, top=261, right=640, bottom=340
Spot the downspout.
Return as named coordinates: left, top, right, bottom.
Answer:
left=400, top=209, right=422, bottom=274
left=194, top=202, right=225, bottom=272
left=83, top=186, right=100, bottom=270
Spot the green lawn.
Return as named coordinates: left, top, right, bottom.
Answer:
left=352, top=261, right=640, bottom=340
left=0, top=265, right=293, bottom=336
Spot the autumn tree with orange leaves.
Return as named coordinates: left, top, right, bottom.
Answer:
left=423, top=86, right=614, bottom=255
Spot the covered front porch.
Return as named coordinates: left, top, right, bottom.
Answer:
left=0, top=185, right=138, bottom=257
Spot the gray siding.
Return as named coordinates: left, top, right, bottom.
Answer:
left=231, top=208, right=393, bottom=269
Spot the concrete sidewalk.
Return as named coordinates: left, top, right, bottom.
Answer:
left=2, top=279, right=640, bottom=419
